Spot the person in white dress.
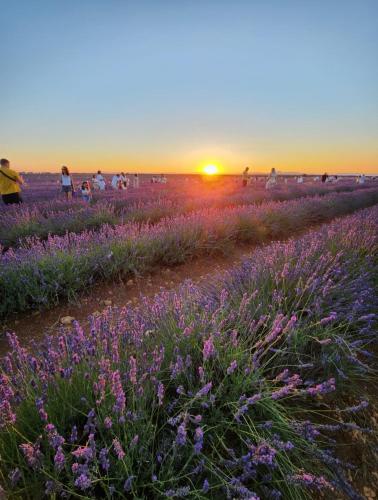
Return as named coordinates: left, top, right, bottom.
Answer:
left=112, top=174, right=120, bottom=190
left=96, top=171, right=106, bottom=190
left=265, top=167, right=277, bottom=190
left=132, top=173, right=139, bottom=188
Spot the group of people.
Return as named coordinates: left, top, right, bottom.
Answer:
left=241, top=167, right=367, bottom=189
left=111, top=173, right=141, bottom=190
left=150, top=174, right=167, bottom=184
left=60, top=168, right=143, bottom=201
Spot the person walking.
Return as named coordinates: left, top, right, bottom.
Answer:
left=0, top=158, right=24, bottom=205
left=60, top=166, right=74, bottom=200
left=242, top=167, right=249, bottom=187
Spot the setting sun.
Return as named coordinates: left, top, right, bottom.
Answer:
left=203, top=164, right=219, bottom=175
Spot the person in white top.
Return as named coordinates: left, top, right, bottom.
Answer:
left=96, top=170, right=106, bottom=190
left=81, top=181, right=92, bottom=202
left=132, top=173, right=139, bottom=188
left=60, top=166, right=74, bottom=200
left=297, top=175, right=304, bottom=184
left=112, top=174, right=120, bottom=190
left=265, top=167, right=277, bottom=190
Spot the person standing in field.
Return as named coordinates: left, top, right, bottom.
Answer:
left=321, top=172, right=328, bottom=183
left=265, top=167, right=277, bottom=189
left=112, top=173, right=120, bottom=190
left=133, top=173, right=139, bottom=188
left=0, top=158, right=24, bottom=205
left=96, top=170, right=106, bottom=190
left=60, top=166, right=74, bottom=200
left=242, top=166, right=249, bottom=187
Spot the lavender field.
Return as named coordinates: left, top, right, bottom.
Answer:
left=0, top=175, right=377, bottom=499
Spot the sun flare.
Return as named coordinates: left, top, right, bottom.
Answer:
left=203, top=164, right=219, bottom=175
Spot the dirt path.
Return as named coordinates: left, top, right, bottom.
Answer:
left=0, top=244, right=255, bottom=355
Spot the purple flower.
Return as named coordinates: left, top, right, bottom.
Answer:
left=130, top=434, right=139, bottom=447
left=202, top=479, right=210, bottom=493
left=19, top=442, right=42, bottom=469
left=99, top=447, right=110, bottom=471
left=176, top=421, right=187, bottom=446
left=289, top=472, right=333, bottom=491
left=104, top=416, right=113, bottom=429
left=306, top=378, right=336, bottom=396
left=74, top=473, right=91, bottom=491
left=194, top=427, right=204, bottom=454
left=112, top=438, right=125, bottom=460
left=129, top=356, right=137, bottom=385
left=195, top=382, right=212, bottom=398
left=157, top=382, right=165, bottom=406
left=124, top=476, right=135, bottom=492
left=203, top=336, right=216, bottom=361
left=8, top=468, right=21, bottom=486
left=227, top=360, right=238, bottom=375
left=54, top=446, right=65, bottom=472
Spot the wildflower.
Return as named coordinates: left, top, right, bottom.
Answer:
left=203, top=336, right=216, bottom=361
left=72, top=446, right=94, bottom=462
left=289, top=472, right=334, bottom=490
left=70, top=425, right=78, bottom=443
left=99, top=447, right=110, bottom=471
left=202, top=479, right=210, bottom=493
left=54, top=446, right=65, bottom=472
left=74, top=473, right=91, bottom=490
left=176, top=421, right=187, bottom=446
left=112, top=438, right=125, bottom=460
left=306, top=378, right=336, bottom=396
left=227, top=360, right=238, bottom=375
left=129, top=356, right=137, bottom=385
left=194, top=427, right=204, bottom=454
left=8, top=468, right=21, bottom=486
left=157, top=382, right=165, bottom=405
left=130, top=434, right=139, bottom=447
left=124, top=476, right=135, bottom=492
left=343, top=400, right=369, bottom=413
left=104, top=416, right=113, bottom=429
left=195, top=382, right=212, bottom=398
left=19, top=442, right=42, bottom=469
left=110, top=370, right=126, bottom=414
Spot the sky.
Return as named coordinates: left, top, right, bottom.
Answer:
left=1, top=0, right=377, bottom=175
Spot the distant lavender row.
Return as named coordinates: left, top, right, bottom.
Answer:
left=1, top=188, right=377, bottom=318
left=0, top=179, right=375, bottom=246
left=1, top=207, right=376, bottom=498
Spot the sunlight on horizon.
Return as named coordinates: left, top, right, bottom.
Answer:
left=203, top=164, right=219, bottom=175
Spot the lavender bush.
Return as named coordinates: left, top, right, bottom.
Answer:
left=0, top=206, right=377, bottom=498
left=0, top=189, right=377, bottom=318
left=0, top=178, right=374, bottom=247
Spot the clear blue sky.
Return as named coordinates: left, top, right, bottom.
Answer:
left=1, top=0, right=377, bottom=173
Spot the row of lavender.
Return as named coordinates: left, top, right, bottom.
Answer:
left=1, top=180, right=374, bottom=247
left=0, top=207, right=376, bottom=498
left=1, top=189, right=378, bottom=319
